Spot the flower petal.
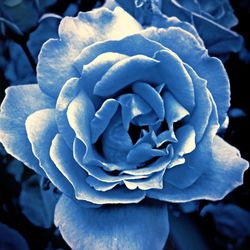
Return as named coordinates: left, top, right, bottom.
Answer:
left=55, top=195, right=169, bottom=250
left=50, top=134, right=145, bottom=204
left=91, top=99, right=119, bottom=143
left=132, top=82, right=165, bottom=121
left=26, top=109, right=74, bottom=196
left=0, top=85, right=55, bottom=175
left=37, top=37, right=79, bottom=98
left=56, top=77, right=80, bottom=148
left=183, top=64, right=212, bottom=142
left=67, top=90, right=95, bottom=159
left=127, top=143, right=166, bottom=164
left=74, top=33, right=164, bottom=72
left=94, top=55, right=159, bottom=97
left=81, top=160, right=147, bottom=184
left=149, top=136, right=249, bottom=201
left=102, top=116, right=133, bottom=163
left=118, top=93, right=151, bottom=130
left=81, top=52, right=128, bottom=102
left=154, top=49, right=195, bottom=112
left=50, top=133, right=90, bottom=194
left=124, top=169, right=165, bottom=190
left=133, top=111, right=158, bottom=126
left=163, top=91, right=189, bottom=131
left=86, top=175, right=120, bottom=192
left=163, top=99, right=218, bottom=189
left=122, top=156, right=171, bottom=176
left=143, top=27, right=229, bottom=125
left=173, top=125, right=196, bottom=158
left=56, top=53, right=127, bottom=147
left=37, top=7, right=142, bottom=98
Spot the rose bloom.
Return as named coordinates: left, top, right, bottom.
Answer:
left=0, top=6, right=248, bottom=250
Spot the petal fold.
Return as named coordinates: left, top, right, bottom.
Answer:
left=91, top=99, right=119, bottom=143
left=26, top=109, right=74, bottom=196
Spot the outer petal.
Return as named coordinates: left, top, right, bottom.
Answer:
left=143, top=27, right=230, bottom=125
left=26, top=109, right=74, bottom=196
left=55, top=195, right=169, bottom=250
left=37, top=7, right=142, bottom=98
left=148, top=136, right=249, bottom=202
left=162, top=97, right=218, bottom=189
left=0, top=85, right=55, bottom=175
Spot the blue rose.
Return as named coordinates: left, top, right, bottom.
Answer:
left=0, top=7, right=248, bottom=249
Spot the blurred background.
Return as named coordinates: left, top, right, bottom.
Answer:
left=0, top=1, right=249, bottom=249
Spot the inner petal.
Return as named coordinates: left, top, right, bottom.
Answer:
left=118, top=93, right=152, bottom=130
left=163, top=91, right=189, bottom=132
left=126, top=142, right=166, bottom=164
left=132, top=82, right=165, bottom=121
left=91, top=98, right=119, bottom=143
left=101, top=113, right=133, bottom=163
left=94, top=54, right=160, bottom=97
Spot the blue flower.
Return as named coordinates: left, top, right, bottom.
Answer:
left=0, top=7, right=248, bottom=249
